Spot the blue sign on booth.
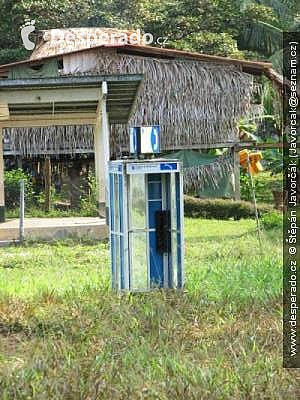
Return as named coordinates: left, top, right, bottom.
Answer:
left=130, top=125, right=161, bottom=156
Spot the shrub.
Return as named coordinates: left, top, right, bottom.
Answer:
left=80, top=172, right=99, bottom=217
left=261, top=211, right=283, bottom=230
left=4, top=169, right=35, bottom=209
left=240, top=170, right=283, bottom=204
left=184, top=195, right=274, bottom=220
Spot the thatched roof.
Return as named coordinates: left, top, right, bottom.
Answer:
left=30, top=28, right=141, bottom=60
left=3, top=125, right=94, bottom=156
left=0, top=27, right=273, bottom=76
left=3, top=45, right=254, bottom=156
left=84, top=48, right=253, bottom=151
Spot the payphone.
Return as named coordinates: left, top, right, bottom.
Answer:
left=108, top=159, right=184, bottom=291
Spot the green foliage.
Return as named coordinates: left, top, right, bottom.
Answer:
left=4, top=169, right=35, bottom=209
left=243, top=2, right=279, bottom=26
left=5, top=207, right=96, bottom=219
left=238, top=0, right=299, bottom=58
left=79, top=172, right=99, bottom=217
left=172, top=32, right=244, bottom=57
left=238, top=19, right=282, bottom=57
left=184, top=195, right=273, bottom=220
left=260, top=0, right=300, bottom=26
left=263, top=149, right=283, bottom=175
left=4, top=170, right=100, bottom=218
left=240, top=171, right=282, bottom=203
left=0, top=0, right=297, bottom=64
left=240, top=171, right=252, bottom=201
left=0, top=0, right=92, bottom=63
left=261, top=78, right=282, bottom=130
left=261, top=210, right=283, bottom=229
left=14, top=0, right=92, bottom=30
left=0, top=47, right=28, bottom=64
left=0, top=0, right=23, bottom=51
left=239, top=118, right=260, bottom=141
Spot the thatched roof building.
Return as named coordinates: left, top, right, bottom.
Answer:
left=0, top=28, right=275, bottom=155
left=0, top=28, right=281, bottom=200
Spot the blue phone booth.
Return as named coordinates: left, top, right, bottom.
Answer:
left=108, top=159, right=184, bottom=291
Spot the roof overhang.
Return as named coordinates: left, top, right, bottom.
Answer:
left=0, top=44, right=272, bottom=76
left=0, top=74, right=143, bottom=126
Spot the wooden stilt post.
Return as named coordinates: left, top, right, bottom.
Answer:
left=233, top=145, right=241, bottom=200
left=0, top=127, right=5, bottom=222
left=44, top=157, right=51, bottom=212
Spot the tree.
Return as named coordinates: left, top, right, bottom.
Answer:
left=238, top=0, right=300, bottom=57
left=0, top=0, right=298, bottom=64
left=0, top=0, right=92, bottom=63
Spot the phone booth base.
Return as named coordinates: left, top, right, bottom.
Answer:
left=109, top=159, right=184, bottom=291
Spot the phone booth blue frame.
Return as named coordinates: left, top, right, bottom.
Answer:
left=108, top=159, right=184, bottom=291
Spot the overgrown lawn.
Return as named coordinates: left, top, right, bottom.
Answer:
left=0, top=218, right=296, bottom=399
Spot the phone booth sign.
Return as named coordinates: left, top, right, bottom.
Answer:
left=108, top=159, right=184, bottom=291
left=130, top=125, right=161, bottom=155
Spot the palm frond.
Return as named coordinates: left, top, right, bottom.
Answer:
left=238, top=20, right=282, bottom=56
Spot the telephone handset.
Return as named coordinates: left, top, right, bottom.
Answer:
left=155, top=210, right=171, bottom=254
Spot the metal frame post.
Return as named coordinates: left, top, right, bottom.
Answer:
left=19, top=179, right=25, bottom=242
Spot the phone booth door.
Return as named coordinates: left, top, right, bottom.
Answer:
left=128, top=170, right=183, bottom=290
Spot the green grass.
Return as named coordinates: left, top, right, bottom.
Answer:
left=0, top=240, right=109, bottom=297
left=0, top=219, right=297, bottom=399
left=6, top=206, right=98, bottom=219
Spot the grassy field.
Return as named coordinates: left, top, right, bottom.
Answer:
left=0, top=218, right=297, bottom=399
